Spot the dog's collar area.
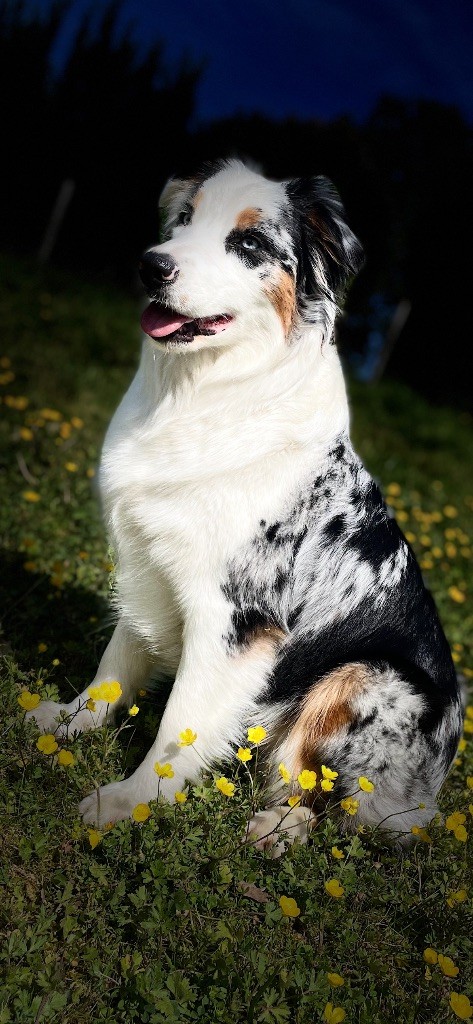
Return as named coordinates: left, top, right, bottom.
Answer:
left=141, top=302, right=234, bottom=342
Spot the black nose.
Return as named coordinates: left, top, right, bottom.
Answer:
left=138, top=250, right=179, bottom=291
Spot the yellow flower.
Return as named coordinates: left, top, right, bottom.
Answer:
left=464, top=720, right=473, bottom=735
left=19, top=427, right=34, bottom=440
left=446, top=812, right=466, bottom=831
left=458, top=739, right=467, bottom=752
left=37, top=642, right=47, bottom=653
left=448, top=586, right=466, bottom=604
left=236, top=747, right=253, bottom=762
left=18, top=690, right=41, bottom=711
left=154, top=762, right=174, bottom=778
left=437, top=954, right=459, bottom=978
left=386, top=482, right=401, bottom=496
left=327, top=973, right=344, bottom=987
left=177, top=728, right=197, bottom=746
left=247, top=726, right=267, bottom=744
left=453, top=825, right=468, bottom=842
left=467, top=777, right=473, bottom=789
left=88, top=829, right=102, bottom=849
left=86, top=467, right=95, bottom=478
left=175, top=791, right=187, bottom=804
left=358, top=776, right=375, bottom=793
left=411, top=825, right=432, bottom=843
left=331, top=846, right=344, bottom=860
left=132, top=803, right=151, bottom=822
left=279, top=895, right=301, bottom=918
left=466, top=707, right=473, bottom=720
left=450, top=993, right=473, bottom=1020
left=59, top=422, right=72, bottom=439
left=86, top=698, right=96, bottom=712
left=65, top=461, right=78, bottom=472
left=57, top=750, right=75, bottom=767
left=36, top=734, right=58, bottom=755
left=128, top=705, right=139, bottom=716
left=423, top=948, right=438, bottom=965
left=51, top=658, right=60, bottom=666
left=71, top=416, right=84, bottom=429
left=444, top=505, right=458, bottom=518
left=322, top=765, right=339, bottom=780
left=288, top=795, right=302, bottom=807
left=341, top=797, right=359, bottom=816
left=278, top=762, right=292, bottom=783
left=323, top=1003, right=346, bottom=1024
left=446, top=889, right=467, bottom=908
left=325, top=878, right=344, bottom=899
left=321, top=779, right=335, bottom=792
left=88, top=681, right=122, bottom=703
left=298, top=769, right=317, bottom=791
left=215, top=777, right=235, bottom=797
left=39, top=407, right=62, bottom=421
left=22, top=490, right=40, bottom=502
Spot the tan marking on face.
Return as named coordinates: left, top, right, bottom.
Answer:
left=264, top=268, right=296, bottom=336
left=192, top=189, right=203, bottom=210
left=290, top=663, right=370, bottom=780
left=236, top=207, right=263, bottom=230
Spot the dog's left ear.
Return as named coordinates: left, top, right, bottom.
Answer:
left=287, top=176, right=364, bottom=295
left=158, top=176, right=194, bottom=232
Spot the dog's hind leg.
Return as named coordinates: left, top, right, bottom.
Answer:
left=26, top=618, right=156, bottom=738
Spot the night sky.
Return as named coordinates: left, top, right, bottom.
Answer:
left=26, top=0, right=473, bottom=127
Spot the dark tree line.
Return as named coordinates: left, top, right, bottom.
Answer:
left=1, top=2, right=472, bottom=406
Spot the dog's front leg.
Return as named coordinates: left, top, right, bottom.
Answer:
left=26, top=618, right=155, bottom=737
left=79, top=603, right=279, bottom=827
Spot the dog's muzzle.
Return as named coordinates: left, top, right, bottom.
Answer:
left=138, top=251, right=179, bottom=293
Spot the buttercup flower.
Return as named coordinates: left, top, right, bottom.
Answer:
left=288, top=795, right=302, bottom=807
left=128, top=705, right=139, bottom=716
left=88, top=681, right=122, bottom=703
left=331, top=846, right=344, bottom=860
left=341, top=797, right=359, bottom=816
left=358, top=776, right=375, bottom=792
left=298, top=769, right=317, bottom=791
left=37, top=642, right=48, bottom=653
left=18, top=690, right=41, bottom=711
left=88, top=829, right=101, bottom=849
left=423, top=948, right=438, bottom=965
left=22, top=490, right=40, bottom=502
left=448, top=586, right=466, bottom=604
left=215, top=777, right=235, bottom=797
left=279, top=895, right=301, bottom=917
left=247, top=726, right=267, bottom=744
left=154, top=762, right=174, bottom=778
left=278, top=762, right=291, bottom=783
left=174, top=791, right=187, bottom=804
left=327, top=973, right=344, bottom=987
left=322, top=765, right=339, bottom=781
left=325, top=878, right=344, bottom=899
left=321, top=779, right=335, bottom=792
left=57, top=750, right=75, bottom=767
left=437, top=954, right=459, bottom=978
left=132, top=803, right=151, bottom=822
left=450, top=993, right=473, bottom=1020
left=411, top=825, right=432, bottom=843
left=236, top=747, right=252, bottom=762
left=178, top=728, right=197, bottom=746
left=446, top=889, right=467, bottom=908
left=36, top=734, right=58, bottom=755
left=323, top=1003, right=346, bottom=1024
left=86, top=698, right=96, bottom=712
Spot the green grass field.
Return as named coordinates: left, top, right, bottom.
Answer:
left=1, top=254, right=472, bottom=1024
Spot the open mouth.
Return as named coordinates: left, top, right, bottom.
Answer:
left=141, top=302, right=234, bottom=343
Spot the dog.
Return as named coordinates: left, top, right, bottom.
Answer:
left=29, top=158, right=462, bottom=848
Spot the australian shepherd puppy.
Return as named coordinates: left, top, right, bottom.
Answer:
left=29, top=158, right=462, bottom=849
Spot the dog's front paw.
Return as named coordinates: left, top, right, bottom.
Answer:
left=79, top=779, right=154, bottom=827
left=25, top=700, right=70, bottom=737
left=245, top=805, right=316, bottom=858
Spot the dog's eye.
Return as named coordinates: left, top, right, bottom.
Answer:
left=240, top=235, right=261, bottom=251
left=176, top=208, right=192, bottom=227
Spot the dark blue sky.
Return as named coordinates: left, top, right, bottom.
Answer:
left=27, top=0, right=473, bottom=126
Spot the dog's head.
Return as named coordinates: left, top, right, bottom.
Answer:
left=139, top=159, right=364, bottom=352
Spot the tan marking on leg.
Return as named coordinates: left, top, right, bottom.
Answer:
left=290, top=663, right=371, bottom=778
left=235, top=207, right=262, bottom=230
left=264, top=269, right=296, bottom=336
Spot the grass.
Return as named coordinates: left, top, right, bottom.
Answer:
left=1, top=253, right=472, bottom=1024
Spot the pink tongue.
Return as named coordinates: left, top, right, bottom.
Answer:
left=141, top=303, right=193, bottom=338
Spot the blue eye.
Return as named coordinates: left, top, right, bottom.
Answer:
left=240, top=235, right=260, bottom=251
